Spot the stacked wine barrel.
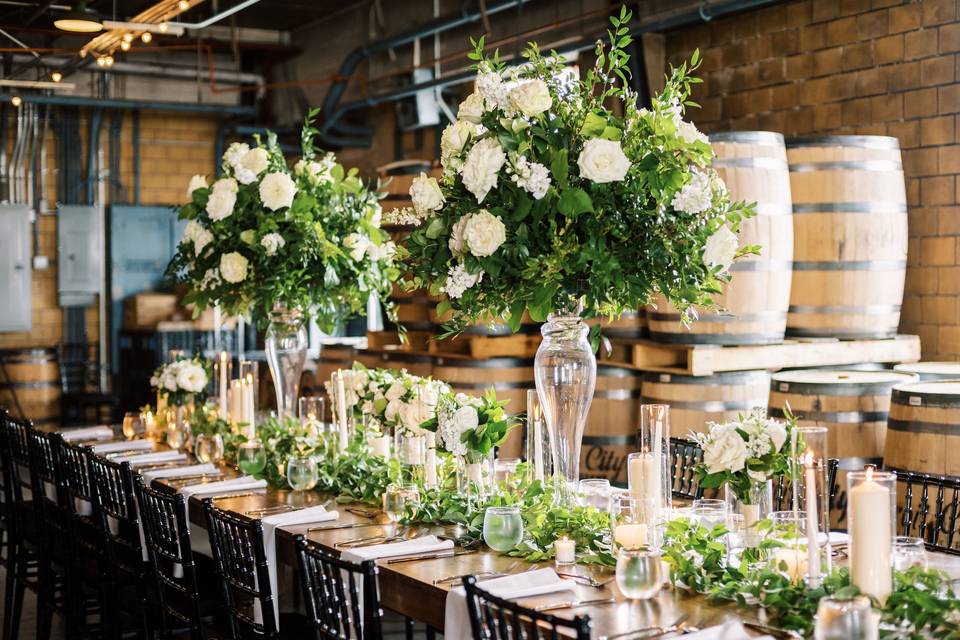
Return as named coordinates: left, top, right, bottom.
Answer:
left=0, top=348, right=60, bottom=427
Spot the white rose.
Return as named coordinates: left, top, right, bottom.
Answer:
left=677, top=120, right=708, bottom=145
left=457, top=92, right=486, bottom=124
left=409, top=172, right=445, bottom=213
left=176, top=363, right=207, bottom=394
left=223, top=142, right=249, bottom=170
left=294, top=158, right=333, bottom=184
left=213, top=177, right=238, bottom=194
left=703, top=225, right=738, bottom=272
left=205, top=188, right=236, bottom=221
left=452, top=405, right=479, bottom=434
left=186, top=174, right=208, bottom=198
left=385, top=382, right=406, bottom=402
left=219, top=252, right=249, bottom=283
left=703, top=424, right=749, bottom=474
left=461, top=137, right=506, bottom=203
left=441, top=121, right=476, bottom=160
left=463, top=209, right=506, bottom=257
left=367, top=240, right=396, bottom=262
left=385, top=399, right=402, bottom=422
left=448, top=214, right=470, bottom=257
left=765, top=420, right=787, bottom=452
left=672, top=172, right=713, bottom=214
left=577, top=138, right=631, bottom=184
left=343, top=233, right=371, bottom=262
left=193, top=227, right=213, bottom=255
left=162, top=370, right=177, bottom=392
left=259, top=172, right=297, bottom=211
left=260, top=232, right=285, bottom=256
left=399, top=403, right=423, bottom=430
left=508, top=79, right=552, bottom=117
left=236, top=147, right=269, bottom=185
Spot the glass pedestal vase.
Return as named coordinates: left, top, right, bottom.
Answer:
left=725, top=480, right=773, bottom=548
left=456, top=452, right=494, bottom=498
left=265, top=307, right=308, bottom=419
left=534, top=304, right=596, bottom=507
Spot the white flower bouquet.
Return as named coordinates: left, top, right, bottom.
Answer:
left=690, top=409, right=794, bottom=504
left=166, top=111, right=401, bottom=330
left=421, top=389, right=517, bottom=463
left=150, top=356, right=210, bottom=407
left=400, top=7, right=757, bottom=335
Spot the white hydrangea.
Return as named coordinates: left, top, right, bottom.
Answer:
left=223, top=142, right=250, bottom=172
left=260, top=232, right=285, bottom=256
left=475, top=65, right=509, bottom=111
left=461, top=137, right=506, bottom=203
left=384, top=206, right=426, bottom=227
left=509, top=155, right=551, bottom=200
left=671, top=171, right=713, bottom=214
left=442, top=262, right=482, bottom=299
left=703, top=225, right=739, bottom=272
left=677, top=120, right=708, bottom=145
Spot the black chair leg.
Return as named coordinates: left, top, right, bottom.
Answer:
left=405, top=616, right=415, bottom=640
left=427, top=627, right=437, bottom=640
left=35, top=557, right=54, bottom=640
left=2, top=541, right=14, bottom=640
left=7, top=553, right=26, bottom=640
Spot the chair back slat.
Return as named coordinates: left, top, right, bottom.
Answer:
left=134, top=477, right=205, bottom=640
left=771, top=458, right=841, bottom=511
left=88, top=455, right=143, bottom=570
left=892, top=468, right=960, bottom=555
left=463, top=576, right=590, bottom=640
left=203, top=498, right=279, bottom=638
left=295, top=536, right=384, bottom=640
left=669, top=437, right=704, bottom=501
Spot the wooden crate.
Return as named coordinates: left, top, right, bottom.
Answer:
left=428, top=333, right=540, bottom=359
left=599, top=335, right=921, bottom=376
left=366, top=330, right=432, bottom=352
left=123, top=293, right=178, bottom=329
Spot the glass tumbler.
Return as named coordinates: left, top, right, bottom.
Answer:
left=892, top=536, right=928, bottom=571
left=482, top=506, right=524, bottom=552
left=194, top=433, right=224, bottom=464
left=382, top=483, right=420, bottom=522
left=814, top=596, right=878, bottom=640
left=122, top=412, right=142, bottom=440
left=286, top=456, right=318, bottom=492
left=616, top=547, right=663, bottom=600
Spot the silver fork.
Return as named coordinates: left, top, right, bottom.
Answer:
left=246, top=505, right=296, bottom=517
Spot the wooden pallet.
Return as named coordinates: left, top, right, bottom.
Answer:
left=427, top=332, right=541, bottom=359
left=365, top=330, right=433, bottom=352
left=599, top=335, right=921, bottom=376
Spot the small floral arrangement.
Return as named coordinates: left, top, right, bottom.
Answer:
left=422, top=389, right=516, bottom=462
left=690, top=409, right=794, bottom=503
left=399, top=6, right=756, bottom=335
left=166, top=111, right=401, bottom=330
left=150, top=356, right=210, bottom=406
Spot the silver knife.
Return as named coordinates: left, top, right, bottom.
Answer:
left=386, top=549, right=477, bottom=564
left=535, top=597, right=617, bottom=612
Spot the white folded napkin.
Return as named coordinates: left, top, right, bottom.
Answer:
left=92, top=439, right=154, bottom=454
left=178, top=476, right=267, bottom=498
left=59, top=426, right=114, bottom=441
left=678, top=621, right=772, bottom=640
left=444, top=568, right=576, bottom=640
left=340, top=534, right=453, bottom=564
left=114, top=451, right=186, bottom=465
left=259, top=506, right=340, bottom=626
left=829, top=531, right=850, bottom=545
left=141, top=463, right=219, bottom=483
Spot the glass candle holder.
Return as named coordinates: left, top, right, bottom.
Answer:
left=616, top=547, right=663, bottom=600
left=554, top=535, right=576, bottom=566
left=893, top=536, right=928, bottom=571
left=847, top=469, right=895, bottom=603
left=482, top=506, right=524, bottom=552
left=692, top=498, right=728, bottom=531
left=194, top=433, right=224, bottom=464
left=141, top=410, right=158, bottom=440
left=494, top=458, right=521, bottom=485
left=793, top=426, right=831, bottom=583
left=330, top=370, right=355, bottom=453
left=524, top=389, right=552, bottom=483
left=286, top=455, right=318, bottom=492
left=166, top=416, right=192, bottom=452
left=383, top=483, right=420, bottom=522
left=239, top=359, right=259, bottom=409
left=215, top=351, right=231, bottom=418
left=814, top=596, right=878, bottom=640
left=768, top=510, right=811, bottom=583
left=300, top=396, right=325, bottom=435
left=122, top=412, right=143, bottom=440
left=628, top=405, right=671, bottom=520
left=237, top=440, right=266, bottom=476
left=579, top=478, right=612, bottom=511
left=612, top=494, right=657, bottom=550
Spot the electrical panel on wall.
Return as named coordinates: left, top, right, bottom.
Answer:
left=58, top=205, right=102, bottom=307
left=0, top=205, right=33, bottom=332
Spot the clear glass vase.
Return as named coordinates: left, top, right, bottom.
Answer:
left=725, top=479, right=773, bottom=547
left=265, top=307, right=308, bottom=418
left=534, top=301, right=596, bottom=507
left=456, top=451, right=494, bottom=497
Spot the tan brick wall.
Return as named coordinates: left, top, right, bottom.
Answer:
left=0, top=110, right=218, bottom=352
left=663, top=0, right=959, bottom=359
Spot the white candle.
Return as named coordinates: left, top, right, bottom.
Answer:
left=245, top=373, right=256, bottom=437
left=804, top=452, right=821, bottom=581
left=368, top=435, right=391, bottom=458
left=849, top=468, right=892, bottom=602
left=404, top=435, right=425, bottom=465
left=614, top=523, right=648, bottom=549
left=156, top=391, right=166, bottom=416
left=424, top=432, right=437, bottom=487
left=532, top=411, right=544, bottom=482
left=554, top=536, right=576, bottom=564
left=742, top=504, right=761, bottom=547
left=229, top=379, right=243, bottom=424
left=335, top=371, right=349, bottom=453
left=773, top=545, right=807, bottom=582
left=466, top=462, right=483, bottom=488
left=218, top=352, right=229, bottom=418
left=628, top=452, right=661, bottom=506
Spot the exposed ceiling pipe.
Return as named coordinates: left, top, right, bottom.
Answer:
left=322, top=0, right=787, bottom=147
left=7, top=52, right=264, bottom=85
left=319, top=0, right=533, bottom=145
left=0, top=91, right=256, bottom=115
left=178, top=0, right=262, bottom=29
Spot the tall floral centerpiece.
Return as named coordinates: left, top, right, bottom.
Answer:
left=401, top=8, right=756, bottom=505
left=166, top=112, right=401, bottom=418
left=691, top=410, right=794, bottom=545
left=150, top=356, right=209, bottom=445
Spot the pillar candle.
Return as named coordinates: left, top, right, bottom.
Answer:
left=245, top=374, right=256, bottom=437
left=368, top=436, right=391, bottom=458
left=628, top=452, right=661, bottom=506
left=533, top=415, right=544, bottom=482
left=614, top=523, right=648, bottom=549
left=805, top=452, right=821, bottom=581
left=336, top=371, right=349, bottom=453
left=218, top=352, right=229, bottom=418
left=773, top=545, right=807, bottom=582
left=424, top=432, right=438, bottom=487
left=229, top=379, right=243, bottom=424
left=849, top=469, right=892, bottom=602
left=554, top=536, right=576, bottom=564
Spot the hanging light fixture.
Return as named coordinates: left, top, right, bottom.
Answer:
left=50, top=71, right=63, bottom=82
left=140, top=31, right=152, bottom=43
left=54, top=1, right=103, bottom=33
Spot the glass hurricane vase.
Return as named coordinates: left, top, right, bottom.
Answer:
left=534, top=302, right=596, bottom=508
left=724, top=479, right=773, bottom=547
left=265, top=307, right=308, bottom=418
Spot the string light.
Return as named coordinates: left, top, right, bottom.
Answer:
left=120, top=40, right=131, bottom=51
left=158, top=22, right=168, bottom=32
left=96, top=55, right=106, bottom=66
left=140, top=31, right=152, bottom=43
left=122, top=32, right=133, bottom=42
left=10, top=96, right=21, bottom=107
left=104, top=55, right=114, bottom=67
left=51, top=71, right=63, bottom=83
left=178, top=0, right=189, bottom=9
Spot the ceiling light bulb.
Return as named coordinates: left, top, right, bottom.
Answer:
left=178, top=0, right=189, bottom=9
left=96, top=56, right=106, bottom=66
left=140, top=31, right=152, bottom=43
left=120, top=40, right=131, bottom=51
left=122, top=32, right=133, bottom=42
left=10, top=96, right=21, bottom=107
left=104, top=55, right=114, bottom=67
left=158, top=22, right=168, bottom=32
left=51, top=71, right=63, bottom=83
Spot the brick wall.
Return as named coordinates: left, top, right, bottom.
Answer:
left=662, top=0, right=959, bottom=358
left=0, top=110, right=218, bottom=351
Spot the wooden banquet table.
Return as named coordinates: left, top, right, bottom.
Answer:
left=61, top=428, right=960, bottom=639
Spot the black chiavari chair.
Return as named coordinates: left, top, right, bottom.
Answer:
left=88, top=455, right=151, bottom=639
left=772, top=458, right=841, bottom=511
left=203, top=498, right=311, bottom=639
left=892, top=469, right=960, bottom=555
left=669, top=436, right=705, bottom=501
left=295, top=536, right=383, bottom=640
left=462, top=575, right=591, bottom=640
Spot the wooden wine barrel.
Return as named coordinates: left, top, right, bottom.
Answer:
left=646, top=132, right=793, bottom=345
left=355, top=350, right=434, bottom=379
left=893, top=362, right=960, bottom=381
left=786, top=136, right=907, bottom=338
left=587, top=310, right=646, bottom=340
left=885, top=380, right=960, bottom=476
left=432, top=356, right=533, bottom=459
left=768, top=369, right=916, bottom=528
left=0, top=348, right=61, bottom=426
left=580, top=365, right=644, bottom=486
left=640, top=370, right=770, bottom=437
left=391, top=295, right=436, bottom=332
